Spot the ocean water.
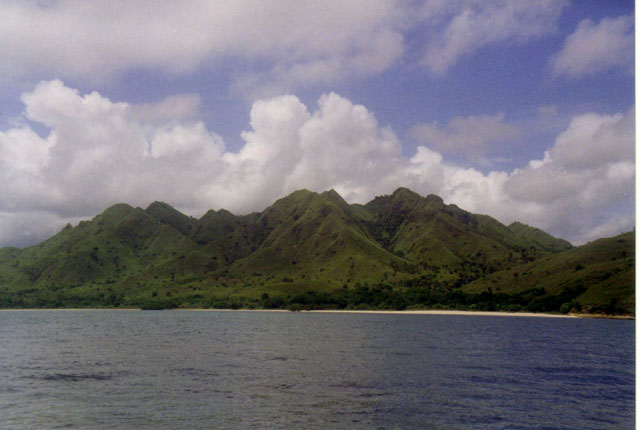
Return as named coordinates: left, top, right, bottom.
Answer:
left=0, top=310, right=634, bottom=429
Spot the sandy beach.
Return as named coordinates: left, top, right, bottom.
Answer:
left=178, top=309, right=576, bottom=317
left=0, top=308, right=631, bottom=319
left=303, top=309, right=579, bottom=318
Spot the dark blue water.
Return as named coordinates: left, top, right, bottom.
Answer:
left=0, top=310, right=634, bottom=429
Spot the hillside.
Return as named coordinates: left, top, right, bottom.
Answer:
left=0, top=188, right=632, bottom=315
left=462, top=232, right=635, bottom=314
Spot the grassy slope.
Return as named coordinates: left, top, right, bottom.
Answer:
left=0, top=204, right=207, bottom=305
left=228, top=189, right=406, bottom=282
left=462, top=232, right=634, bottom=313
left=364, top=188, right=573, bottom=277
left=507, top=221, right=573, bottom=253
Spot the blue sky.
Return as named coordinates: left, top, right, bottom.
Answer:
left=0, top=0, right=634, bottom=247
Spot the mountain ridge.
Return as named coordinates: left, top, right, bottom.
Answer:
left=0, top=188, right=632, bottom=315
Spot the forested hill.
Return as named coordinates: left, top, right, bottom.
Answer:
left=0, top=188, right=633, bottom=316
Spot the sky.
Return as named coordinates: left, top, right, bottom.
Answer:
left=0, top=0, right=635, bottom=247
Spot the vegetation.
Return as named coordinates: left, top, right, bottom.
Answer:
left=462, top=231, right=635, bottom=315
left=0, top=188, right=633, bottom=316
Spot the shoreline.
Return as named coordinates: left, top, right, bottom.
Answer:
left=0, top=308, right=632, bottom=319
left=305, top=309, right=577, bottom=318
left=303, top=310, right=635, bottom=320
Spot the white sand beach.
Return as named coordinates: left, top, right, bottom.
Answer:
left=303, top=309, right=578, bottom=318
left=1, top=308, right=631, bottom=319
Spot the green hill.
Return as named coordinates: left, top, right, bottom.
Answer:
left=228, top=189, right=405, bottom=282
left=462, top=232, right=635, bottom=314
left=363, top=188, right=572, bottom=276
left=0, top=188, right=633, bottom=315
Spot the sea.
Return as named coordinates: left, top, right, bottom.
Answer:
left=0, top=310, right=634, bottom=429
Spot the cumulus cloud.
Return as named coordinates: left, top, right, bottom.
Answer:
left=420, top=0, right=568, bottom=74
left=3, top=80, right=226, bottom=218
left=408, top=112, right=519, bottom=159
left=1, top=81, right=410, bottom=243
left=0, top=81, right=634, bottom=248
left=503, top=108, right=634, bottom=241
left=285, top=93, right=405, bottom=202
left=551, top=15, right=634, bottom=78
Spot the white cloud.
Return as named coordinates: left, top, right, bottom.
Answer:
left=0, top=1, right=573, bottom=95
left=233, top=28, right=405, bottom=99
left=505, top=109, right=634, bottom=204
left=581, top=215, right=635, bottom=244
left=0, top=126, right=54, bottom=174
left=211, top=95, right=311, bottom=212
left=0, top=0, right=405, bottom=93
left=420, top=0, right=568, bottom=74
left=409, top=112, right=519, bottom=158
left=502, top=108, right=635, bottom=241
left=549, top=110, right=634, bottom=168
left=0, top=210, right=76, bottom=249
left=0, top=81, right=634, bottom=248
left=551, top=15, right=634, bottom=78
left=130, top=94, right=202, bottom=123
left=285, top=93, right=405, bottom=202
left=149, top=122, right=223, bottom=160
left=3, top=80, right=227, bottom=218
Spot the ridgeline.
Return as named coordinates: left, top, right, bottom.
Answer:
left=0, top=188, right=633, bottom=316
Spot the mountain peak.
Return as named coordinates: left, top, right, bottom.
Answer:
left=270, top=189, right=318, bottom=208
left=392, top=187, right=421, bottom=199
left=145, top=201, right=182, bottom=218
left=146, top=201, right=174, bottom=211
left=99, top=203, right=136, bottom=219
left=144, top=201, right=195, bottom=235
left=321, top=189, right=348, bottom=208
left=425, top=194, right=444, bottom=204
left=322, top=188, right=340, bottom=198
left=289, top=189, right=316, bottom=197
left=145, top=201, right=186, bottom=219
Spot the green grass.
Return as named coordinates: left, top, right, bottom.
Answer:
left=462, top=232, right=634, bottom=314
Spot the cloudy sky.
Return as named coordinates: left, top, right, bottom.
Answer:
left=0, top=0, right=635, bottom=247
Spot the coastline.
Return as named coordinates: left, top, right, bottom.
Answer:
left=0, top=308, right=632, bottom=319
left=303, top=309, right=579, bottom=318
left=303, top=310, right=635, bottom=320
